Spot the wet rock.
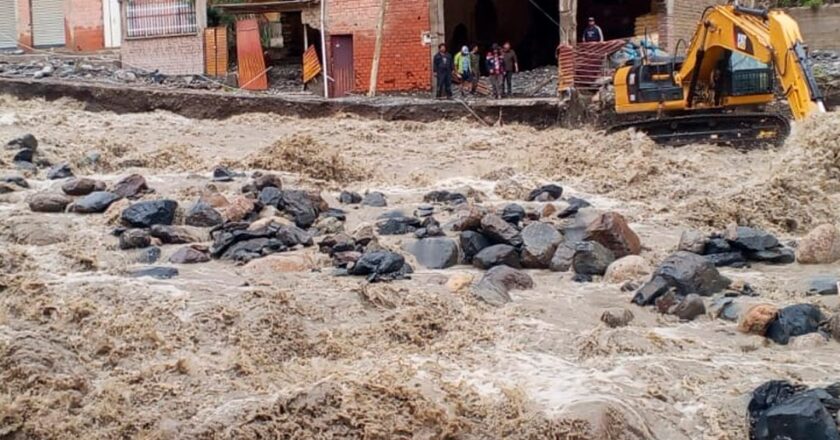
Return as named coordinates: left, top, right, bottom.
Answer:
left=339, top=190, right=362, bottom=204
left=557, top=196, right=591, bottom=218
left=12, top=149, right=33, bottom=163
left=111, top=174, right=149, bottom=199
left=704, top=251, right=747, bottom=268
left=14, top=160, right=37, bottom=172
left=414, top=204, right=434, bottom=218
left=61, top=177, right=105, bottom=196
left=572, top=241, right=615, bottom=276
left=210, top=222, right=311, bottom=262
left=654, top=290, right=679, bottom=314
left=670, top=294, right=706, bottom=321
left=725, top=225, right=779, bottom=252
left=361, top=191, right=387, bottom=207
left=129, top=266, right=179, bottom=279
left=199, top=186, right=229, bottom=208
left=459, top=230, right=491, bottom=263
left=46, top=163, right=73, bottom=180
left=632, top=251, right=730, bottom=305
left=169, top=245, right=211, bottom=264
left=185, top=201, right=223, bottom=227
left=69, top=191, right=121, bottom=214
left=472, top=265, right=534, bottom=306
left=748, top=380, right=840, bottom=440
left=121, top=199, right=178, bottom=228
left=789, top=332, right=829, bottom=349
left=413, top=216, right=444, bottom=239
left=318, top=233, right=356, bottom=255
left=808, top=276, right=839, bottom=296
left=765, top=304, right=824, bottom=345
left=520, top=222, right=562, bottom=268
left=446, top=273, right=475, bottom=292
left=220, top=238, right=286, bottom=263
left=258, top=186, right=283, bottom=207
left=28, top=192, right=72, bottom=212
left=315, top=216, right=344, bottom=235
left=527, top=183, right=563, bottom=201
left=6, top=133, right=37, bottom=151
left=604, top=255, right=651, bottom=284
left=348, top=251, right=412, bottom=281
left=2, top=175, right=29, bottom=189
left=352, top=224, right=376, bottom=247
left=279, top=190, right=320, bottom=229
left=703, top=237, right=732, bottom=254
left=797, top=223, right=840, bottom=264
left=501, top=203, right=526, bottom=225
left=212, top=165, right=236, bottom=182
left=549, top=243, right=576, bottom=272
left=473, top=244, right=520, bottom=269
left=324, top=208, right=347, bottom=222
left=377, top=215, right=421, bottom=235
left=749, top=247, right=795, bottom=264
left=253, top=173, right=283, bottom=190
left=678, top=229, right=707, bottom=254
left=738, top=304, right=780, bottom=335
left=136, top=246, right=161, bottom=264
left=150, top=225, right=203, bottom=244
left=452, top=204, right=486, bottom=231
left=119, top=229, right=152, bottom=250
left=584, top=212, right=641, bottom=258
left=410, top=237, right=459, bottom=269
left=222, top=196, right=257, bottom=223
left=423, top=190, right=466, bottom=205
left=480, top=214, right=523, bottom=247
left=573, top=273, right=594, bottom=283
left=709, top=297, right=740, bottom=321
left=600, top=308, right=634, bottom=328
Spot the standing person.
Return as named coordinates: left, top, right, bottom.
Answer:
left=433, top=44, right=453, bottom=99
left=486, top=44, right=505, bottom=99
left=469, top=45, right=481, bottom=94
left=502, top=42, right=519, bottom=97
left=453, top=46, right=473, bottom=97
left=582, top=17, right=605, bottom=42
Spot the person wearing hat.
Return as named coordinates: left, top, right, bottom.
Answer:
left=453, top=45, right=474, bottom=97
left=582, top=17, right=604, bottom=42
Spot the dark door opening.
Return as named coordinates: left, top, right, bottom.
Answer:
left=330, top=35, right=354, bottom=97
left=576, top=0, right=653, bottom=42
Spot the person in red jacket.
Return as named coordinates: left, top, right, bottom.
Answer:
left=486, top=44, right=505, bottom=99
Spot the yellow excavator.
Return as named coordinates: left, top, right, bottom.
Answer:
left=609, top=2, right=826, bottom=146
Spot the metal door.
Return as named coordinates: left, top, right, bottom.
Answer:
left=331, top=35, right=354, bottom=97
left=0, top=0, right=16, bottom=49
left=33, top=0, right=66, bottom=47
left=102, top=0, right=121, bottom=47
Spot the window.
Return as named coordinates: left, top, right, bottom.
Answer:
left=126, top=0, right=197, bottom=39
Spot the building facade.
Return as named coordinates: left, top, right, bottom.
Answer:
left=2, top=0, right=121, bottom=51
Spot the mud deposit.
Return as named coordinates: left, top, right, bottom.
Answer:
left=3, top=96, right=840, bottom=439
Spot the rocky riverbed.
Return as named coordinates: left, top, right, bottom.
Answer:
left=3, top=95, right=840, bottom=439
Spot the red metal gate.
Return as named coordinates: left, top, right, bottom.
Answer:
left=330, top=35, right=354, bottom=97
left=236, top=19, right=268, bottom=91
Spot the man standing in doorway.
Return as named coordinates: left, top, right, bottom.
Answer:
left=582, top=17, right=605, bottom=42
left=433, top=43, right=453, bottom=99
left=486, top=44, right=505, bottom=99
left=470, top=45, right=481, bottom=94
left=502, top=42, right=519, bottom=97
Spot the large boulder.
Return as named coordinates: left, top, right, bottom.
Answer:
left=348, top=251, right=412, bottom=281
left=520, top=222, right=563, bottom=268
left=584, top=212, right=641, bottom=258
left=339, top=190, right=362, bottom=204
left=549, top=243, right=576, bottom=272
left=46, top=163, right=74, bottom=180
left=473, top=244, right=520, bottom=270
left=253, top=173, right=283, bottom=191
left=738, top=304, right=780, bottom=335
left=222, top=196, right=257, bottom=223
left=632, top=251, right=730, bottom=306
left=410, top=237, right=459, bottom=269
left=797, top=224, right=840, bottom=264
left=68, top=191, right=121, bottom=214
left=28, top=192, right=72, bottom=213
left=150, top=225, right=204, bottom=244
left=169, top=245, right=211, bottom=264
left=678, top=229, right=707, bottom=254
left=377, top=215, right=422, bottom=235
left=459, top=230, right=491, bottom=263
left=258, top=186, right=283, bottom=207
left=670, top=294, right=706, bottom=321
left=748, top=247, right=795, bottom=265
left=501, top=203, right=526, bottom=225
left=451, top=204, right=486, bottom=231
left=480, top=213, right=523, bottom=247
left=725, top=225, right=779, bottom=252
left=361, top=191, right=387, bottom=207
left=572, top=241, right=615, bottom=276
left=557, top=196, right=591, bottom=219
left=111, top=174, right=149, bottom=199
left=279, top=190, right=320, bottom=229
left=185, top=201, right=224, bottom=227
left=121, top=199, right=178, bottom=228
left=527, top=184, right=563, bottom=201
left=807, top=276, right=839, bottom=296
left=119, top=229, right=152, bottom=250
left=748, top=380, right=840, bottom=440
left=765, top=304, right=824, bottom=345
left=61, top=177, right=105, bottom=196
left=472, top=265, right=534, bottom=306
left=7, top=134, right=37, bottom=151
left=604, top=255, right=652, bottom=284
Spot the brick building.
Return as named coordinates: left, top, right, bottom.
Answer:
left=1, top=0, right=121, bottom=51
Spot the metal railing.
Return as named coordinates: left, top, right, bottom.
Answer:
left=126, top=0, right=198, bottom=39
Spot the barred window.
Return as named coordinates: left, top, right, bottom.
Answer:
left=126, top=0, right=198, bottom=39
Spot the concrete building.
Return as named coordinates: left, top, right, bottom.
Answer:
left=1, top=0, right=121, bottom=51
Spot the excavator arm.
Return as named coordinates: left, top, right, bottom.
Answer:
left=675, top=4, right=825, bottom=120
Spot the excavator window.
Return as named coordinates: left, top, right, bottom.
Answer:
left=727, top=52, right=773, bottom=96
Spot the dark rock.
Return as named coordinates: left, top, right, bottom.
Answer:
left=0, top=183, right=16, bottom=194
left=710, top=297, right=740, bottom=321
left=209, top=222, right=309, bottom=263
left=584, top=212, right=641, bottom=258
left=633, top=251, right=730, bottom=305
left=377, top=216, right=421, bottom=235
left=460, top=231, right=491, bottom=263
left=7, top=134, right=37, bottom=151
left=621, top=281, right=639, bottom=292
left=671, top=294, right=706, bottom=321
left=726, top=226, right=779, bottom=252
left=501, top=203, right=526, bottom=225
left=121, top=199, right=178, bottom=228
left=273, top=225, right=314, bottom=248
left=414, top=204, right=434, bottom=218
left=361, top=191, right=387, bottom=207
left=324, top=208, right=347, bottom=222
left=749, top=380, right=840, bottom=440
left=46, top=163, right=73, bottom=180
left=61, top=177, right=106, bottom=196
left=129, top=266, right=179, bottom=279
left=136, top=246, right=161, bottom=264
left=333, top=251, right=362, bottom=267
left=319, top=233, right=356, bottom=255
left=572, top=273, right=593, bottom=283
left=678, top=229, right=707, bottom=254
left=703, top=237, right=732, bottom=254
left=705, top=251, right=748, bottom=267
left=520, top=222, right=563, bottom=268
left=119, top=229, right=152, bottom=250
left=339, top=191, right=363, bottom=204
left=348, top=251, right=412, bottom=281
left=12, top=149, right=33, bottom=163
left=748, top=247, right=795, bottom=264
left=279, top=190, right=320, bottom=229
left=111, top=174, right=149, bottom=199
left=185, top=201, right=223, bottom=227
left=413, top=216, right=444, bottom=239
left=169, top=245, right=211, bottom=264
left=220, top=237, right=286, bottom=263
left=69, top=191, right=121, bottom=214
left=2, top=175, right=29, bottom=189
left=252, top=173, right=283, bottom=190
left=259, top=186, right=283, bottom=207
left=452, top=205, right=486, bottom=231
left=527, top=184, right=563, bottom=201
left=473, top=244, right=520, bottom=270
left=212, top=166, right=236, bottom=182
left=410, top=237, right=459, bottom=269
left=28, top=192, right=72, bottom=213
left=807, top=276, right=838, bottom=296
left=423, top=190, right=466, bottom=205
left=766, top=304, right=824, bottom=345
left=549, top=243, right=576, bottom=272
left=557, top=197, right=591, bottom=218
left=654, top=290, right=679, bottom=314
left=480, top=214, right=522, bottom=247
left=472, top=265, right=534, bottom=306
left=150, top=225, right=201, bottom=244
left=572, top=241, right=615, bottom=276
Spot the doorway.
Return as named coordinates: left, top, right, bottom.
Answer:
left=330, top=35, right=354, bottom=97
left=32, top=0, right=66, bottom=47
left=102, top=0, right=122, bottom=48
left=576, top=0, right=653, bottom=42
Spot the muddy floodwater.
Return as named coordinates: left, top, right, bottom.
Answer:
left=3, top=95, right=840, bottom=439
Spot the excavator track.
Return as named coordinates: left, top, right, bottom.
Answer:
left=607, top=113, right=791, bottom=147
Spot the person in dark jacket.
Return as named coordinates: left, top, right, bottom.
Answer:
left=502, top=42, right=519, bottom=97
left=582, top=17, right=604, bottom=42
left=486, top=44, right=505, bottom=99
left=433, top=43, right=453, bottom=99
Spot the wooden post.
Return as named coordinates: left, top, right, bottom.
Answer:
left=368, top=0, right=387, bottom=97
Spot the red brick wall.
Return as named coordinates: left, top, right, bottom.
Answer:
left=17, top=0, right=33, bottom=50
left=65, top=0, right=104, bottom=51
left=328, top=0, right=431, bottom=92
left=122, top=35, right=204, bottom=75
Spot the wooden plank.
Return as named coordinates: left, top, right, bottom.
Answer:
left=368, top=0, right=387, bottom=96
left=205, top=28, right=217, bottom=76
left=236, top=19, right=268, bottom=90
left=302, top=45, right=322, bottom=83
left=216, top=27, right=228, bottom=76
